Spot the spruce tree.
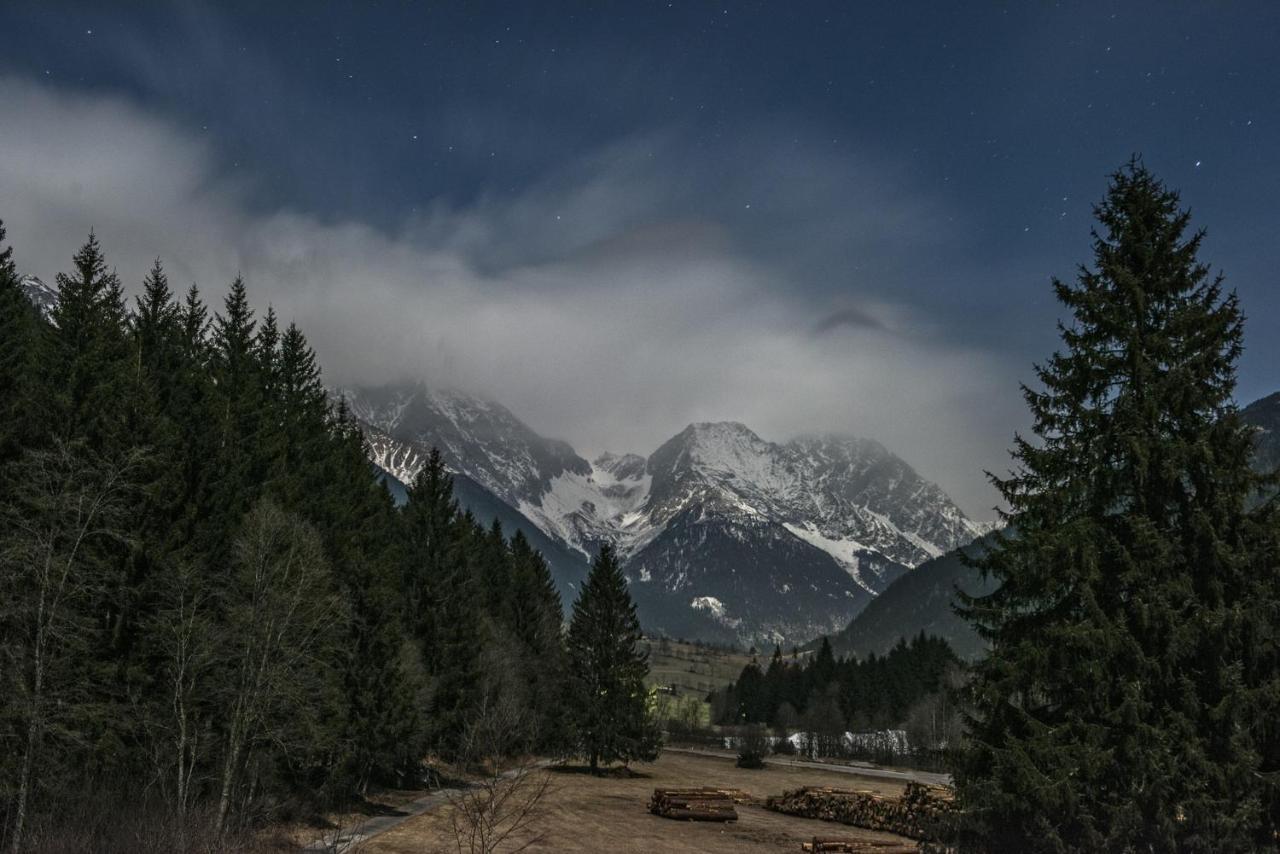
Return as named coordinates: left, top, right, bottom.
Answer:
left=400, top=452, right=485, bottom=757
left=401, top=448, right=457, bottom=645
left=45, top=232, right=132, bottom=452
left=955, top=161, right=1278, bottom=852
left=566, top=544, right=661, bottom=772
left=507, top=530, right=570, bottom=752
left=0, top=220, right=43, bottom=472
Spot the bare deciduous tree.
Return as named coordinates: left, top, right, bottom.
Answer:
left=215, top=500, right=344, bottom=836
left=446, top=694, right=554, bottom=854
left=0, top=441, right=139, bottom=854
left=143, top=558, right=215, bottom=849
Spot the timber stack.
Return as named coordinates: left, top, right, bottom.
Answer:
left=801, top=839, right=920, bottom=853
left=766, top=782, right=953, bottom=841
left=649, top=787, right=739, bottom=821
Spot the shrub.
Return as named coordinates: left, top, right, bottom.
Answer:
left=736, top=725, right=769, bottom=769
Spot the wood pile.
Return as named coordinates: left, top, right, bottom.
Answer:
left=649, top=787, right=740, bottom=821
left=766, top=782, right=953, bottom=841
left=802, top=839, right=919, bottom=853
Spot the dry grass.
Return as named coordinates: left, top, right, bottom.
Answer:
left=643, top=638, right=759, bottom=698
left=364, top=750, right=914, bottom=854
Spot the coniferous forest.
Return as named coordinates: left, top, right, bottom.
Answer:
left=711, top=634, right=960, bottom=745
left=0, top=223, right=658, bottom=851
left=2, top=159, right=1280, bottom=854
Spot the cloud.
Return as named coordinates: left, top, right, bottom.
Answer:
left=0, top=76, right=1025, bottom=518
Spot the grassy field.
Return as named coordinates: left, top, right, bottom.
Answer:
left=364, top=749, right=915, bottom=853
left=642, top=637, right=760, bottom=698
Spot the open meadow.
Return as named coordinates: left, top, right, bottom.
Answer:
left=362, top=749, right=916, bottom=853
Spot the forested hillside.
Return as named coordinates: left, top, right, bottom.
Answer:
left=827, top=538, right=997, bottom=661
left=0, top=225, right=588, bottom=848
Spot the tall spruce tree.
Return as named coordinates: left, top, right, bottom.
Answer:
left=507, top=530, right=570, bottom=752
left=45, top=233, right=132, bottom=452
left=566, top=544, right=661, bottom=772
left=0, top=220, right=43, bottom=472
left=955, top=161, right=1279, bottom=852
left=400, top=452, right=485, bottom=757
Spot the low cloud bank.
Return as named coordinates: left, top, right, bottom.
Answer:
left=0, top=76, right=1024, bottom=517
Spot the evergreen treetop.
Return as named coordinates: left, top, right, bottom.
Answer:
left=955, top=160, right=1279, bottom=852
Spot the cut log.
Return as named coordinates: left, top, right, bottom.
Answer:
left=650, top=787, right=739, bottom=822
left=801, top=838, right=919, bottom=852
left=766, top=782, right=954, bottom=842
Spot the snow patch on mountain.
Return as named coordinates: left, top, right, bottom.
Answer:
left=341, top=382, right=988, bottom=645
left=18, top=275, right=58, bottom=321
left=690, top=595, right=740, bottom=628
left=782, top=522, right=877, bottom=593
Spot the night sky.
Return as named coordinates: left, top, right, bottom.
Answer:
left=1, top=2, right=1277, bottom=516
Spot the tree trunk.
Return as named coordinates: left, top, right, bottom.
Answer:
left=10, top=715, right=38, bottom=854
left=217, top=733, right=242, bottom=835
left=11, top=588, right=50, bottom=854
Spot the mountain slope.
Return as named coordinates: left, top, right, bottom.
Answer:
left=1243, top=391, right=1280, bottom=482
left=828, top=536, right=996, bottom=661
left=830, top=389, right=1280, bottom=661
left=18, top=275, right=56, bottom=320
left=370, top=443, right=590, bottom=603
left=342, top=382, right=986, bottom=647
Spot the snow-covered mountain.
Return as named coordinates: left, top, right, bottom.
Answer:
left=340, top=381, right=987, bottom=646
left=19, top=276, right=57, bottom=320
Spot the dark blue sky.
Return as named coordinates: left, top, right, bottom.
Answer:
left=1, top=2, right=1277, bottom=511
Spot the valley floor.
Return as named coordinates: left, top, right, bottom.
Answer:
left=362, top=750, right=919, bottom=853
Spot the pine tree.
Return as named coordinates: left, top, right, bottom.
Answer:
left=400, top=452, right=485, bottom=757
left=401, top=448, right=457, bottom=645
left=133, top=259, right=181, bottom=390
left=507, top=530, right=570, bottom=752
left=0, top=221, right=43, bottom=472
left=203, top=276, right=268, bottom=568
left=326, top=402, right=427, bottom=792
left=955, top=161, right=1278, bottom=852
left=566, top=544, right=661, bottom=772
left=45, top=233, right=132, bottom=452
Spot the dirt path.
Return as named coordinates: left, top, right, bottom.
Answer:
left=363, top=750, right=921, bottom=853
left=300, top=789, right=463, bottom=852
left=665, top=746, right=952, bottom=787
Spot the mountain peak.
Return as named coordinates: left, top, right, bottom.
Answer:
left=668, top=421, right=774, bottom=469
left=593, top=452, right=647, bottom=482
left=344, top=381, right=984, bottom=646
left=19, top=275, right=58, bottom=321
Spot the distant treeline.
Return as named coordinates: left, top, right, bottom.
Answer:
left=0, top=224, right=656, bottom=851
left=710, top=633, right=960, bottom=737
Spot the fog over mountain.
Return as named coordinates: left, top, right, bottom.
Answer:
left=0, top=76, right=1032, bottom=519
left=4, top=73, right=1277, bottom=520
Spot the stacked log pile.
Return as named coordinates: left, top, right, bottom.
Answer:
left=766, top=782, right=953, bottom=841
left=801, top=839, right=919, bottom=853
left=649, top=788, right=739, bottom=821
